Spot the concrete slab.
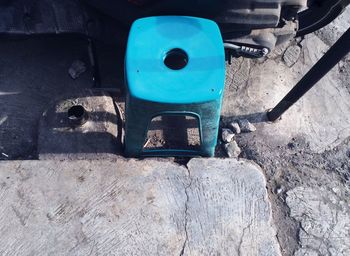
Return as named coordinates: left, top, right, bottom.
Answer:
left=287, top=186, right=350, bottom=256
left=0, top=159, right=188, bottom=255
left=38, top=89, right=120, bottom=160
left=185, top=159, right=281, bottom=256
left=0, top=158, right=280, bottom=256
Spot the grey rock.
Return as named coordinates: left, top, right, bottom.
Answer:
left=221, top=128, right=235, bottom=143
left=224, top=140, right=242, bottom=158
left=238, top=119, right=256, bottom=133
left=268, top=39, right=293, bottom=59
left=287, top=186, right=350, bottom=256
left=283, top=45, right=301, bottom=67
left=229, top=122, right=241, bottom=134
left=68, top=60, right=87, bottom=79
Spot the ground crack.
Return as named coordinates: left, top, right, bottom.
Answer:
left=237, top=219, right=254, bottom=256
left=180, top=167, right=191, bottom=256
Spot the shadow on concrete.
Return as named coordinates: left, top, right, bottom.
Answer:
left=145, top=115, right=201, bottom=151
left=223, top=111, right=269, bottom=124
left=37, top=90, right=125, bottom=159
left=0, top=35, right=126, bottom=160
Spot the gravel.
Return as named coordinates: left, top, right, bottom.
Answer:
left=221, top=128, right=235, bottom=143
left=224, top=141, right=242, bottom=158
left=229, top=122, right=241, bottom=134
left=238, top=119, right=257, bottom=133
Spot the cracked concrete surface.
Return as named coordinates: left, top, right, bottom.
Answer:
left=0, top=158, right=280, bottom=256
left=222, top=8, right=350, bottom=255
left=223, top=33, right=350, bottom=153
left=184, top=159, right=280, bottom=256
left=287, top=186, right=350, bottom=256
left=0, top=159, right=188, bottom=255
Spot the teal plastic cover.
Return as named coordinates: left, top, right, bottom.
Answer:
left=126, top=16, right=225, bottom=104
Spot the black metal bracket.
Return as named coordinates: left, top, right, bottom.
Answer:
left=87, top=38, right=101, bottom=88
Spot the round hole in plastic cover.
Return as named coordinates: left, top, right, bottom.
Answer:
left=164, top=48, right=188, bottom=70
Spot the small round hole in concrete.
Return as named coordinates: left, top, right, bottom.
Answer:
left=164, top=48, right=188, bottom=70
left=68, top=105, right=88, bottom=126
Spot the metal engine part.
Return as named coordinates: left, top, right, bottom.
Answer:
left=0, top=0, right=348, bottom=55
left=85, top=0, right=305, bottom=52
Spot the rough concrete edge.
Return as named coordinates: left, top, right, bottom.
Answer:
left=133, top=156, right=192, bottom=256
left=186, top=157, right=282, bottom=255
left=285, top=186, right=321, bottom=256
left=0, top=157, right=283, bottom=256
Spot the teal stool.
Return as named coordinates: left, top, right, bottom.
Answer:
left=124, top=16, right=225, bottom=157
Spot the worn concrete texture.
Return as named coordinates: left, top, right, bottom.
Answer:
left=315, top=7, right=350, bottom=46
left=221, top=8, right=350, bottom=256
left=186, top=159, right=280, bottom=256
left=38, top=89, right=120, bottom=160
left=0, top=158, right=280, bottom=256
left=287, top=186, right=350, bottom=256
left=223, top=32, right=350, bottom=153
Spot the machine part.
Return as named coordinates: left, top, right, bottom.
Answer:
left=85, top=0, right=305, bottom=50
left=68, top=105, right=89, bottom=127
left=0, top=0, right=90, bottom=35
left=223, top=20, right=298, bottom=54
left=267, top=27, right=350, bottom=122
left=0, top=0, right=348, bottom=53
left=224, top=42, right=269, bottom=61
left=87, top=38, right=101, bottom=88
left=85, top=0, right=308, bottom=30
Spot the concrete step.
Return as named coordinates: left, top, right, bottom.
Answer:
left=0, top=158, right=280, bottom=256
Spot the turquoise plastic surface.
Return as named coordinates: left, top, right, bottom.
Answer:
left=125, top=16, right=225, bottom=104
